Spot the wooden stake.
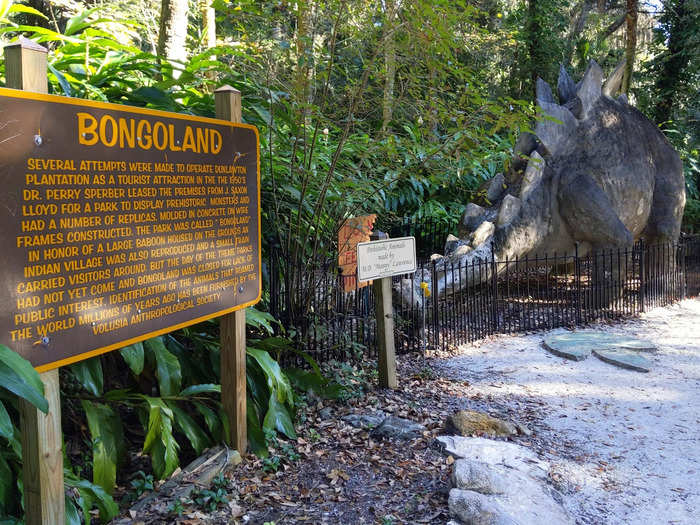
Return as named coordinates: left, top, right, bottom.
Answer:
left=5, top=38, right=66, bottom=525
left=19, top=370, right=64, bottom=525
left=371, top=232, right=397, bottom=389
left=215, top=85, right=247, bottom=454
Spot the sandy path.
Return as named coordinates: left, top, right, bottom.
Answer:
left=436, top=299, right=700, bottom=525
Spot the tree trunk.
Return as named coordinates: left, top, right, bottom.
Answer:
left=200, top=0, right=216, bottom=84
left=200, top=0, right=216, bottom=50
left=381, top=0, right=397, bottom=135
left=157, top=0, right=189, bottom=75
left=525, top=0, right=543, bottom=99
left=654, top=0, right=691, bottom=128
left=621, top=0, right=638, bottom=95
left=566, top=0, right=594, bottom=65
left=293, top=0, right=311, bottom=112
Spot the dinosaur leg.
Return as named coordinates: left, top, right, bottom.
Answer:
left=559, top=173, right=634, bottom=308
left=641, top=141, right=685, bottom=302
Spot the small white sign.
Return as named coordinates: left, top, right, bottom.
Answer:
left=357, top=236, right=417, bottom=282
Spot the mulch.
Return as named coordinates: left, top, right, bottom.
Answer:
left=112, top=350, right=527, bottom=525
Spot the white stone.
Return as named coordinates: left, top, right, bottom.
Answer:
left=471, top=221, right=495, bottom=247
left=452, top=459, right=507, bottom=495
left=486, top=173, right=506, bottom=203
left=441, top=436, right=574, bottom=525
left=448, top=489, right=515, bottom=525
left=459, top=203, right=487, bottom=237
left=520, top=152, right=545, bottom=203
left=496, top=195, right=521, bottom=228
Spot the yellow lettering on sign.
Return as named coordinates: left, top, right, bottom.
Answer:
left=77, top=113, right=99, bottom=146
left=76, top=112, right=227, bottom=155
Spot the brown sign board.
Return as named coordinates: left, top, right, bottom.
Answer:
left=338, top=215, right=376, bottom=292
left=0, top=87, right=261, bottom=371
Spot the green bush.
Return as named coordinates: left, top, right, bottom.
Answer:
left=683, top=198, right=700, bottom=233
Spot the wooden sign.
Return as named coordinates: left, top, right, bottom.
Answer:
left=0, top=87, right=261, bottom=371
left=357, top=237, right=417, bottom=282
left=338, top=214, right=376, bottom=292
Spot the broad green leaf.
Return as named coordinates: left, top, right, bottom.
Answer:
left=48, top=63, right=72, bottom=97
left=64, top=494, right=81, bottom=525
left=245, top=309, right=278, bottom=335
left=81, top=401, right=125, bottom=494
left=64, top=7, right=99, bottom=36
left=144, top=337, right=181, bottom=396
left=252, top=336, right=293, bottom=353
left=262, top=395, right=296, bottom=439
left=0, top=25, right=81, bottom=43
left=167, top=402, right=210, bottom=455
left=246, top=398, right=267, bottom=458
left=0, top=401, right=12, bottom=439
left=8, top=4, right=48, bottom=19
left=64, top=477, right=118, bottom=522
left=103, top=388, right=132, bottom=401
left=192, top=401, right=222, bottom=442
left=141, top=397, right=179, bottom=479
left=119, top=342, right=144, bottom=375
left=0, top=453, right=13, bottom=514
left=179, top=384, right=221, bottom=396
left=246, top=347, right=292, bottom=405
left=69, top=358, right=103, bottom=396
left=0, top=345, right=48, bottom=413
left=285, top=368, right=345, bottom=399
left=0, top=0, right=12, bottom=20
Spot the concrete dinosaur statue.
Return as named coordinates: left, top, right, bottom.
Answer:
left=401, top=60, right=685, bottom=303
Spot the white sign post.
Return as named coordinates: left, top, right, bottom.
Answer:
left=358, top=235, right=416, bottom=389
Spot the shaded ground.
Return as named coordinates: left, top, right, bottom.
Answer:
left=116, top=299, right=699, bottom=524
left=114, top=355, right=470, bottom=524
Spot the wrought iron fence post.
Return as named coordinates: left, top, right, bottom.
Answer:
left=491, top=252, right=499, bottom=333
left=639, top=239, right=645, bottom=312
left=431, top=261, right=439, bottom=351
left=681, top=242, right=687, bottom=299
left=574, top=243, right=582, bottom=325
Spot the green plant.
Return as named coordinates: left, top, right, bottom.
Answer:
left=683, top=199, right=700, bottom=233
left=261, top=455, right=281, bottom=473
left=190, top=485, right=229, bottom=512
left=279, top=441, right=300, bottom=462
left=168, top=499, right=185, bottom=516
left=0, top=345, right=119, bottom=523
left=130, top=471, right=155, bottom=498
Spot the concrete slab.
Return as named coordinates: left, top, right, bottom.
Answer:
left=543, top=331, right=657, bottom=362
left=542, top=336, right=591, bottom=361
left=592, top=349, right=652, bottom=373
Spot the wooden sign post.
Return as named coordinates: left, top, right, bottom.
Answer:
left=215, top=86, right=247, bottom=454
left=5, top=37, right=66, bottom=525
left=358, top=234, right=417, bottom=389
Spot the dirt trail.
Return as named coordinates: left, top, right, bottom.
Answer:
left=436, top=299, right=700, bottom=525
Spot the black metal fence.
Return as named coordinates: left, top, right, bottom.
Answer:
left=268, top=235, right=700, bottom=364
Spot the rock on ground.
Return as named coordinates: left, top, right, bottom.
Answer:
left=440, top=436, right=572, bottom=525
left=446, top=410, right=517, bottom=438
